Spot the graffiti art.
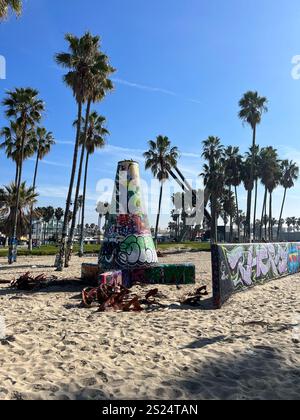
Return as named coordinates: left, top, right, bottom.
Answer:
left=99, top=161, right=158, bottom=270
left=212, top=242, right=300, bottom=308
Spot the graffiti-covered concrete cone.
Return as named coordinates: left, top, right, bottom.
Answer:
left=99, top=160, right=158, bottom=270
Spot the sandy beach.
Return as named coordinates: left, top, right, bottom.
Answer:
left=0, top=251, right=299, bottom=400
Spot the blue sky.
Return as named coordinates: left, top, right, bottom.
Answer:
left=1, top=0, right=300, bottom=227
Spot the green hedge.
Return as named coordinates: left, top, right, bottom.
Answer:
left=0, top=244, right=100, bottom=257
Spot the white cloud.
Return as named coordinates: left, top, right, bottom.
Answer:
left=55, top=140, right=74, bottom=146
left=112, top=77, right=202, bottom=105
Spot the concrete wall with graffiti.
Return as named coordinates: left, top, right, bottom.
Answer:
left=212, top=242, right=300, bottom=308
left=100, top=161, right=158, bottom=270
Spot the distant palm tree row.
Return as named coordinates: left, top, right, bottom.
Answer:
left=202, top=137, right=299, bottom=242
left=0, top=88, right=48, bottom=263
left=144, top=92, right=299, bottom=244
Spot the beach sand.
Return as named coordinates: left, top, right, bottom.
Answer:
left=0, top=251, right=299, bottom=400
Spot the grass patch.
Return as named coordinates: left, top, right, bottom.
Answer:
left=0, top=242, right=211, bottom=258
left=157, top=242, right=211, bottom=252
left=0, top=244, right=101, bottom=258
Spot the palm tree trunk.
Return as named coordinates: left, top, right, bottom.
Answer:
left=65, top=100, right=91, bottom=267
left=28, top=152, right=40, bottom=251
left=235, top=186, right=240, bottom=242
left=246, top=125, right=257, bottom=242
left=253, top=179, right=258, bottom=241
left=260, top=188, right=267, bottom=241
left=14, top=162, right=19, bottom=185
left=277, top=188, right=287, bottom=241
left=56, top=101, right=83, bottom=271
left=56, top=219, right=59, bottom=242
left=8, top=118, right=26, bottom=264
left=269, top=192, right=272, bottom=241
left=264, top=198, right=268, bottom=240
left=155, top=183, right=164, bottom=244
left=229, top=186, right=233, bottom=242
left=210, top=195, right=218, bottom=244
left=79, top=152, right=90, bottom=257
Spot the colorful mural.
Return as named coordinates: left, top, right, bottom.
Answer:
left=99, top=271, right=123, bottom=288
left=212, top=242, right=300, bottom=308
left=99, top=161, right=158, bottom=270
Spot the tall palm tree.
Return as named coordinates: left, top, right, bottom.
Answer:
left=277, top=160, right=299, bottom=240
left=65, top=51, right=114, bottom=267
left=239, top=91, right=268, bottom=241
left=77, top=195, right=83, bottom=230
left=43, top=206, right=54, bottom=243
left=0, top=0, right=22, bottom=19
left=28, top=127, right=55, bottom=250
left=259, top=147, right=281, bottom=241
left=55, top=32, right=114, bottom=271
left=55, top=207, right=64, bottom=241
left=286, top=217, right=293, bottom=241
left=78, top=112, right=109, bottom=257
left=201, top=136, right=225, bottom=243
left=0, top=121, right=36, bottom=184
left=2, top=88, right=44, bottom=263
left=246, top=145, right=260, bottom=239
left=55, top=33, right=97, bottom=269
left=144, top=135, right=179, bottom=243
left=223, top=146, right=242, bottom=242
left=0, top=182, right=38, bottom=239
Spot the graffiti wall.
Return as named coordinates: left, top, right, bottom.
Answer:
left=212, top=242, right=300, bottom=308
left=100, top=161, right=158, bottom=270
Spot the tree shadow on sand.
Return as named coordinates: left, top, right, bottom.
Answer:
left=0, top=281, right=88, bottom=297
left=175, top=345, right=300, bottom=400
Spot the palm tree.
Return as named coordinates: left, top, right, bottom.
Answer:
left=246, top=145, right=260, bottom=239
left=277, top=160, right=299, bottom=240
left=77, top=195, right=83, bottom=231
left=286, top=217, right=293, bottom=241
left=240, top=157, right=253, bottom=240
left=259, top=147, right=281, bottom=241
left=201, top=136, right=225, bottom=243
left=223, top=146, right=242, bottom=242
left=54, top=207, right=64, bottom=241
left=221, top=189, right=236, bottom=230
left=55, top=32, right=114, bottom=271
left=66, top=54, right=114, bottom=266
left=28, top=128, right=55, bottom=250
left=78, top=112, right=109, bottom=257
left=239, top=91, right=268, bottom=241
left=234, top=210, right=246, bottom=240
left=144, top=135, right=179, bottom=243
left=64, top=37, right=114, bottom=267
left=0, top=121, right=36, bottom=184
left=0, top=0, right=22, bottom=19
left=43, top=206, right=54, bottom=244
left=0, top=182, right=38, bottom=239
left=2, top=88, right=44, bottom=263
